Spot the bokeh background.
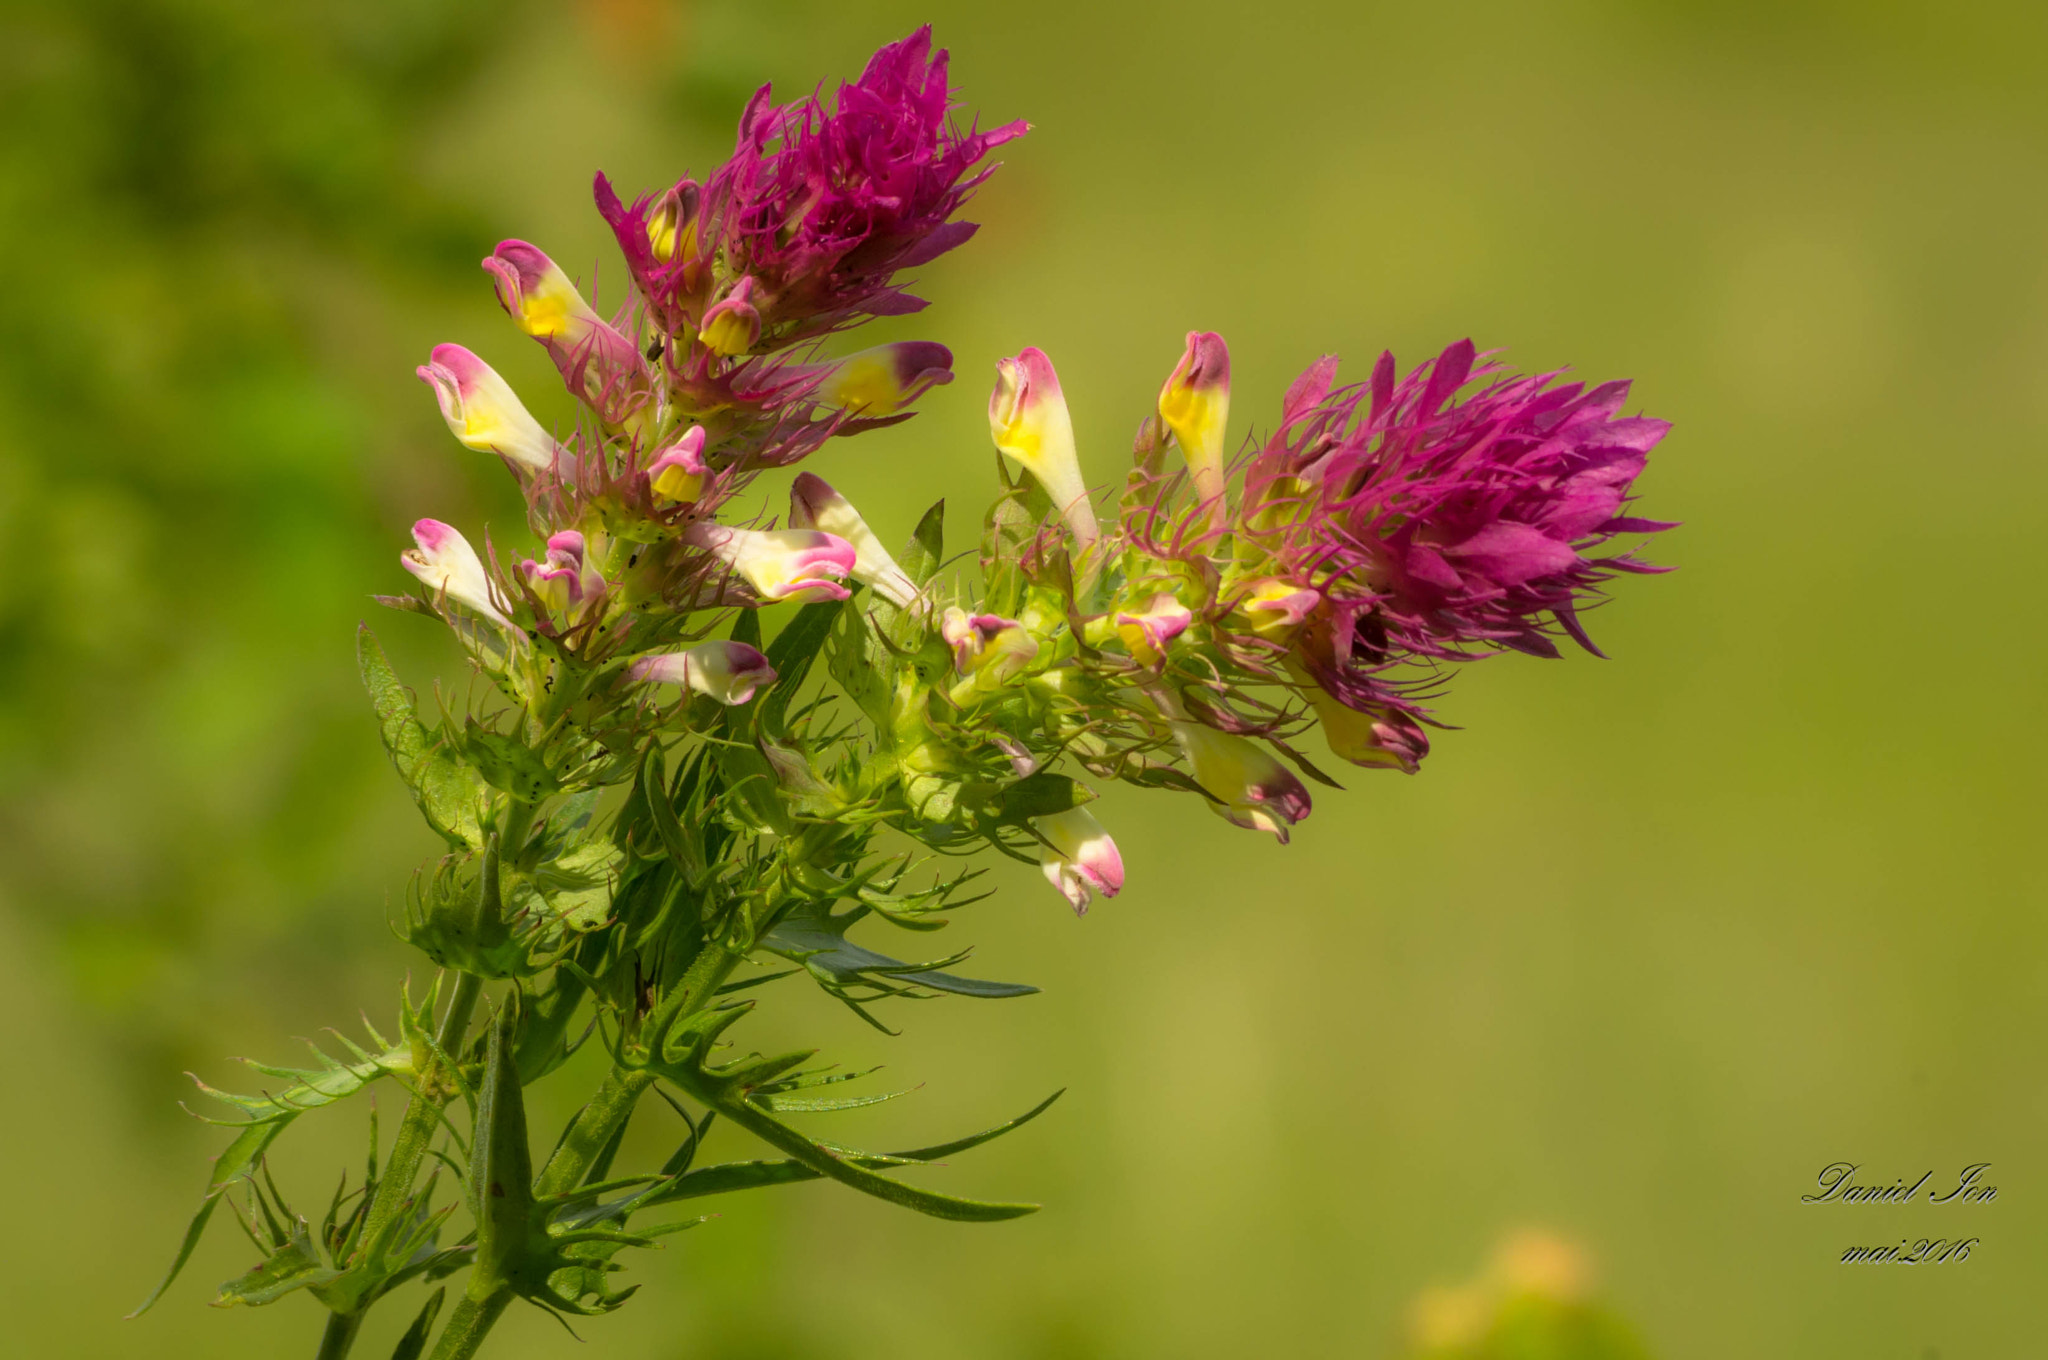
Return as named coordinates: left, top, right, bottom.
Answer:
left=2, top=0, right=2044, bottom=1355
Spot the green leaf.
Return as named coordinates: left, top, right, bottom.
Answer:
left=641, top=1090, right=1064, bottom=1212
left=358, top=626, right=488, bottom=848
left=390, top=1287, right=447, bottom=1360
left=900, top=499, right=945, bottom=586
left=129, top=1122, right=287, bottom=1316
left=763, top=906, right=1037, bottom=1001
left=754, top=599, right=845, bottom=734
left=212, top=1223, right=341, bottom=1308
left=191, top=1039, right=414, bottom=1127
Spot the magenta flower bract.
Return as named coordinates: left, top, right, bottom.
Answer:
left=1259, top=340, right=1674, bottom=666
left=597, top=25, right=1025, bottom=346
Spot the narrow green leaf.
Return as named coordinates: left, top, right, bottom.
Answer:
left=389, top=1287, right=447, bottom=1360
left=213, top=1225, right=340, bottom=1308
left=900, top=500, right=945, bottom=586
left=129, top=1122, right=287, bottom=1316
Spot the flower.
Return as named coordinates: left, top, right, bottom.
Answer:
left=788, top=473, right=920, bottom=608
left=1036, top=806, right=1123, bottom=912
left=702, top=26, right=1025, bottom=340
left=1157, top=330, right=1231, bottom=505
left=402, top=520, right=510, bottom=626
left=416, top=344, right=562, bottom=472
left=1300, top=684, right=1430, bottom=773
left=684, top=524, right=855, bottom=603
left=483, top=240, right=649, bottom=419
left=1173, top=723, right=1312, bottom=841
left=630, top=640, right=778, bottom=704
left=517, top=531, right=606, bottom=625
left=989, top=347, right=1098, bottom=545
left=1260, top=340, right=1673, bottom=661
left=645, top=426, right=709, bottom=503
left=940, top=607, right=1038, bottom=686
left=1230, top=579, right=1321, bottom=644
left=813, top=341, right=954, bottom=416
left=698, top=276, right=762, bottom=356
left=1112, top=592, right=1192, bottom=665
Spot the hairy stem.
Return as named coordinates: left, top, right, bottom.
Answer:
left=314, top=1309, right=364, bottom=1360
left=426, top=1289, right=513, bottom=1360
left=533, top=940, right=741, bottom=1197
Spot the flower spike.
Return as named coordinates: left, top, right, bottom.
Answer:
left=1157, top=330, right=1231, bottom=506
left=416, top=344, right=562, bottom=473
left=989, top=347, right=1097, bottom=545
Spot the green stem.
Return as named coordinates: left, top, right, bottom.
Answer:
left=315, top=1309, right=364, bottom=1360
left=533, top=941, right=741, bottom=1197
left=356, top=970, right=484, bottom=1265
left=425, top=1290, right=513, bottom=1360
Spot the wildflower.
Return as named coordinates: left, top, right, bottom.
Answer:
left=1112, top=592, right=1192, bottom=665
left=416, top=344, right=562, bottom=472
left=1173, top=723, right=1311, bottom=841
left=645, top=179, right=701, bottom=263
left=1036, top=806, right=1123, bottom=912
left=630, top=640, right=778, bottom=704
left=517, top=531, right=606, bottom=625
left=483, top=240, right=648, bottom=418
left=1157, top=330, right=1231, bottom=506
left=684, top=524, right=855, bottom=603
left=698, top=277, right=763, bottom=357
left=989, top=347, right=1097, bottom=545
left=699, top=26, right=1027, bottom=340
left=402, top=520, right=510, bottom=627
left=645, top=426, right=709, bottom=503
left=1230, top=579, right=1320, bottom=644
left=1301, top=686, right=1430, bottom=773
left=788, top=473, right=920, bottom=608
left=941, top=608, right=1038, bottom=687
left=1275, top=340, right=1673, bottom=660
left=813, top=341, right=954, bottom=417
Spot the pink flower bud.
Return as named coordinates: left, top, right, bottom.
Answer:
left=1113, top=592, right=1193, bottom=665
left=645, top=425, right=709, bottom=503
left=416, top=344, right=561, bottom=472
left=815, top=341, right=954, bottom=416
left=516, top=530, right=606, bottom=624
left=789, top=473, right=919, bottom=609
left=941, top=607, right=1039, bottom=686
left=684, top=524, right=855, bottom=603
left=1303, top=690, right=1430, bottom=773
left=646, top=179, right=702, bottom=263
left=988, top=347, right=1098, bottom=545
left=699, top=276, right=763, bottom=357
left=630, top=640, right=777, bottom=705
left=1173, top=722, right=1312, bottom=842
left=1037, top=806, right=1123, bottom=913
left=1157, top=331, right=1231, bottom=505
left=402, top=520, right=510, bottom=627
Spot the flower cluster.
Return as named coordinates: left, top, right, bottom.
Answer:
left=155, top=28, right=1674, bottom=1357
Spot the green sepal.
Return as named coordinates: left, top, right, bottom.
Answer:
left=900, top=499, right=945, bottom=587
left=358, top=626, right=489, bottom=849
left=458, top=719, right=565, bottom=803
left=994, top=771, right=1095, bottom=823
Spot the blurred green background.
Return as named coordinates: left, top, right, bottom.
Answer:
left=2, top=0, right=2043, bottom=1355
